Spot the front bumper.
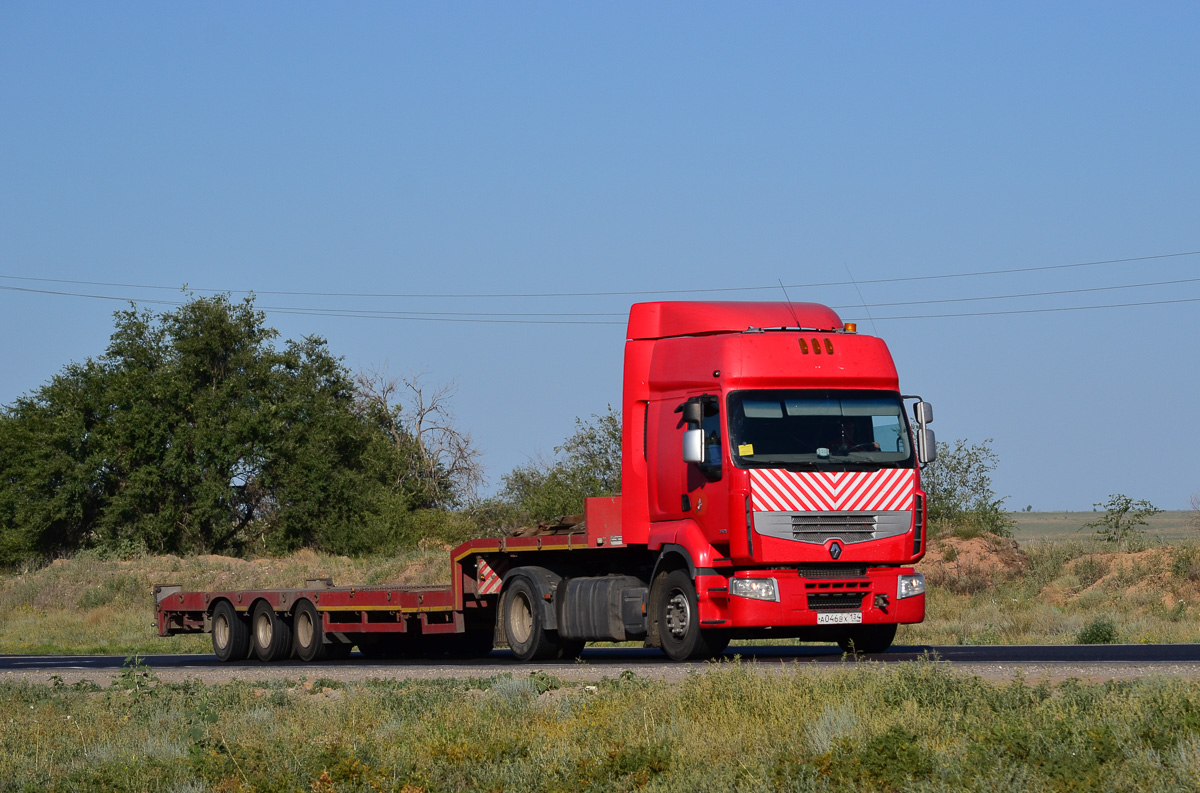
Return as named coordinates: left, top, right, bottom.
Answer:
left=695, top=567, right=924, bottom=629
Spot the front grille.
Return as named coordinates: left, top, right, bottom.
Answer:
left=796, top=565, right=867, bottom=579
left=808, top=592, right=867, bottom=612
left=791, top=513, right=877, bottom=544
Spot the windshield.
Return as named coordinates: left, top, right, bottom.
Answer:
left=728, top=389, right=914, bottom=469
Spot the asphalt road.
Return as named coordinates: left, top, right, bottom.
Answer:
left=5, top=644, right=1200, bottom=684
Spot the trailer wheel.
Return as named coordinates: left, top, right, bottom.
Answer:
left=836, top=624, right=897, bottom=655
left=654, top=569, right=722, bottom=661
left=503, top=576, right=561, bottom=662
left=251, top=601, right=293, bottom=662
left=211, top=601, right=251, bottom=662
left=292, top=600, right=325, bottom=662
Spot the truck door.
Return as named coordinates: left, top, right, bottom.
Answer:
left=683, top=394, right=730, bottom=543
left=649, top=398, right=687, bottom=519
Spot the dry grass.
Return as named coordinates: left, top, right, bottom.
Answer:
left=4, top=661, right=1200, bottom=791
left=8, top=523, right=1200, bottom=655
left=901, top=536, right=1200, bottom=646
left=0, top=546, right=449, bottom=655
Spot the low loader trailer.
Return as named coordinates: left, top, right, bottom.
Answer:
left=156, top=301, right=936, bottom=662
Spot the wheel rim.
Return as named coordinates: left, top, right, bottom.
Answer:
left=509, top=591, right=533, bottom=644
left=214, top=614, right=230, bottom=650
left=256, top=612, right=274, bottom=648
left=665, top=590, right=691, bottom=640
left=297, top=611, right=314, bottom=649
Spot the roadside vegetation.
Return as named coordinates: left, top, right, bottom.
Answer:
left=4, top=527, right=1200, bottom=655
left=6, top=660, right=1200, bottom=791
left=0, top=295, right=622, bottom=569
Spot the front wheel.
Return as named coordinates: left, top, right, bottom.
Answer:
left=503, top=576, right=562, bottom=662
left=654, top=570, right=724, bottom=661
left=836, top=623, right=897, bottom=655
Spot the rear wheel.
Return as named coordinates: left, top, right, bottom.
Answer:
left=503, top=576, right=562, bottom=662
left=251, top=601, right=293, bottom=662
left=212, top=601, right=250, bottom=663
left=291, top=600, right=325, bottom=662
left=836, top=624, right=897, bottom=655
left=655, top=569, right=724, bottom=661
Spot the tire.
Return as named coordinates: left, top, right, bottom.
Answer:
left=503, top=576, right=562, bottom=662
left=212, top=600, right=251, bottom=663
left=836, top=623, right=897, bottom=655
left=654, top=569, right=722, bottom=661
left=251, top=600, right=293, bottom=662
left=291, top=599, right=326, bottom=663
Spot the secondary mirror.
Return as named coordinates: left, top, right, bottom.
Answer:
left=681, top=400, right=704, bottom=426
left=682, top=428, right=705, bottom=464
left=917, top=428, right=937, bottom=464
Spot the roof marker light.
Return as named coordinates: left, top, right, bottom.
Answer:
left=844, top=323, right=857, bottom=333
left=824, top=338, right=834, bottom=355
left=798, top=338, right=809, bottom=354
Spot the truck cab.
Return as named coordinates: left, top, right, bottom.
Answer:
left=610, top=301, right=934, bottom=659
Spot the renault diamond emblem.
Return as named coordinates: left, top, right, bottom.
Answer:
left=829, top=541, right=842, bottom=560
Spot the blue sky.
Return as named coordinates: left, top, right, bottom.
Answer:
left=2, top=3, right=1198, bottom=510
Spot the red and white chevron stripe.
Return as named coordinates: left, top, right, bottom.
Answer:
left=476, top=556, right=509, bottom=596
left=750, top=468, right=916, bottom=512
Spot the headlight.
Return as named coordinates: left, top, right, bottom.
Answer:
left=729, top=577, right=779, bottom=602
left=897, top=573, right=925, bottom=600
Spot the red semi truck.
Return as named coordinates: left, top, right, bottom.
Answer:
left=156, top=301, right=936, bottom=662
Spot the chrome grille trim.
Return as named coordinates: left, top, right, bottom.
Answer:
left=753, top=510, right=911, bottom=545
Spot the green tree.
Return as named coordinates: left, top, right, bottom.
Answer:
left=1085, top=493, right=1161, bottom=550
left=921, top=437, right=1014, bottom=537
left=0, top=295, right=436, bottom=561
left=499, top=406, right=622, bottom=524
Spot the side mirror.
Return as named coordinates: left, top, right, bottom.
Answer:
left=917, top=428, right=937, bottom=464
left=682, top=428, right=705, bottom=464
left=914, top=401, right=933, bottom=426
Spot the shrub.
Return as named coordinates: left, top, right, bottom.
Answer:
left=1085, top=493, right=1161, bottom=550
left=1073, top=555, right=1110, bottom=589
left=923, top=438, right=1014, bottom=538
left=1171, top=544, right=1200, bottom=581
left=1076, top=617, right=1119, bottom=645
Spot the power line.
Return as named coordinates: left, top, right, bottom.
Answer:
left=849, top=295, right=1200, bottom=321
left=1, top=248, right=1198, bottom=300
left=828, top=275, right=1200, bottom=311
left=6, top=273, right=1198, bottom=319
left=3, top=269, right=1198, bottom=325
left=0, top=286, right=626, bottom=325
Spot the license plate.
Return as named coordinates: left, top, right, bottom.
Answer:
left=817, top=612, right=863, bottom=625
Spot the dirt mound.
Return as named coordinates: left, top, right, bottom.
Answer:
left=919, top=535, right=1027, bottom=593
left=1065, top=547, right=1195, bottom=608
